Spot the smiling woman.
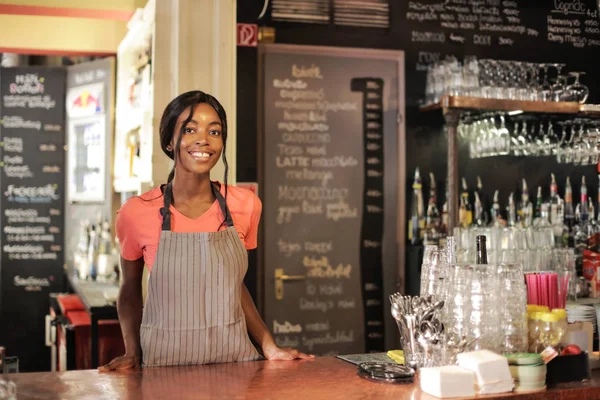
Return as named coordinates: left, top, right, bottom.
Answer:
left=99, top=91, right=313, bottom=370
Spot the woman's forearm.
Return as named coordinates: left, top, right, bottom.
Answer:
left=241, top=284, right=276, bottom=352
left=117, top=280, right=144, bottom=358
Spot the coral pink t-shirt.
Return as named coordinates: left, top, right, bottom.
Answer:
left=115, top=183, right=261, bottom=272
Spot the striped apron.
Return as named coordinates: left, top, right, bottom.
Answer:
left=140, top=182, right=261, bottom=366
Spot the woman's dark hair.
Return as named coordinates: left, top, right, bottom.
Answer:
left=158, top=90, right=230, bottom=227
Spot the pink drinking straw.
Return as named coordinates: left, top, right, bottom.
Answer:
left=552, top=273, right=559, bottom=309
left=547, top=275, right=552, bottom=309
left=540, top=273, right=549, bottom=308
left=526, top=274, right=532, bottom=304
left=526, top=273, right=535, bottom=304
left=531, top=273, right=539, bottom=305
left=548, top=273, right=553, bottom=309
left=537, top=273, right=548, bottom=306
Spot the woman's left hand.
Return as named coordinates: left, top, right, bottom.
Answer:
left=263, top=344, right=315, bottom=361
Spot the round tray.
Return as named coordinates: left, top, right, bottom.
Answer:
left=357, top=362, right=415, bottom=383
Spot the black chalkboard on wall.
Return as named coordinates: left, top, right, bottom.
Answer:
left=0, top=67, right=66, bottom=372
left=259, top=44, right=404, bottom=355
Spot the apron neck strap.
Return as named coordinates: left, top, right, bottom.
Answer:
left=212, top=183, right=234, bottom=228
left=161, top=181, right=234, bottom=231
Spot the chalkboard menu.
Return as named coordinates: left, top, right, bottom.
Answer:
left=260, top=44, right=404, bottom=355
left=0, top=67, right=66, bottom=372
left=397, top=1, right=599, bottom=105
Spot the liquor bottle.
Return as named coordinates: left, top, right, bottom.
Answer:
left=538, top=203, right=552, bottom=228
left=580, top=176, right=595, bottom=238
left=563, top=177, right=575, bottom=247
left=446, top=235, right=457, bottom=265
left=75, top=220, right=91, bottom=279
left=490, top=190, right=503, bottom=227
left=507, top=192, right=517, bottom=227
left=535, top=186, right=544, bottom=222
left=597, top=163, right=600, bottom=221
left=519, top=178, right=533, bottom=228
left=547, top=174, right=565, bottom=246
left=589, top=199, right=599, bottom=251
left=578, top=176, right=588, bottom=221
left=476, top=235, right=488, bottom=265
left=87, top=224, right=99, bottom=281
left=574, top=176, right=592, bottom=274
left=549, top=173, right=563, bottom=225
left=425, top=173, right=441, bottom=245
left=408, top=168, right=425, bottom=245
left=459, top=177, right=473, bottom=228
left=474, top=191, right=485, bottom=227
left=476, top=176, right=490, bottom=226
left=98, top=218, right=112, bottom=255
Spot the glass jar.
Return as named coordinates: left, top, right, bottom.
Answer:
left=539, top=312, right=562, bottom=350
left=551, top=308, right=568, bottom=347
left=528, top=311, right=543, bottom=351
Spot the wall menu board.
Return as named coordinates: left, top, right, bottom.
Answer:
left=407, top=0, right=600, bottom=52
left=260, top=44, right=404, bottom=355
left=0, top=67, right=66, bottom=372
left=400, top=0, right=600, bottom=103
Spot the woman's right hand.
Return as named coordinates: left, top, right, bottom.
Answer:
left=98, top=354, right=140, bottom=372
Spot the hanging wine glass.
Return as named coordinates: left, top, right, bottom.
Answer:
left=540, top=119, right=552, bottom=156
left=532, top=120, right=544, bottom=156
left=555, top=121, right=570, bottom=163
left=497, top=114, right=511, bottom=156
left=511, top=120, right=523, bottom=156
left=566, top=72, right=589, bottom=104
left=518, top=120, right=529, bottom=156
left=546, top=120, right=559, bottom=155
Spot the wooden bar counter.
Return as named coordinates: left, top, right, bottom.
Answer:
left=8, top=357, right=600, bottom=400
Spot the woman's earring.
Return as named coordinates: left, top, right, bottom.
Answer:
left=166, top=145, right=173, bottom=151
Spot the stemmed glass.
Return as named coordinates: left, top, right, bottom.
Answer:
left=510, top=120, right=523, bottom=156
left=496, top=115, right=511, bottom=156
left=555, top=121, right=570, bottom=163
left=549, top=63, right=566, bottom=101
left=527, top=63, right=541, bottom=101
left=546, top=121, right=559, bottom=156
left=566, top=72, right=589, bottom=103
left=514, top=62, right=529, bottom=101
left=478, top=59, right=493, bottom=99
left=551, top=75, right=569, bottom=102
left=539, top=120, right=553, bottom=156
left=501, top=61, right=517, bottom=100
left=489, top=60, right=503, bottom=99
left=531, top=121, right=544, bottom=156
left=539, top=64, right=553, bottom=102
left=517, top=120, right=529, bottom=156
left=463, top=56, right=480, bottom=97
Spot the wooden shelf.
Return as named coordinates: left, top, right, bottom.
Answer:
left=420, top=96, right=600, bottom=116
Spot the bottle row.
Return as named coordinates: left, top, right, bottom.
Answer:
left=74, top=215, right=120, bottom=282
left=409, top=168, right=599, bottom=250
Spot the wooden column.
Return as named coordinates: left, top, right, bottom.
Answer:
left=153, top=0, right=237, bottom=185
left=444, top=109, right=460, bottom=233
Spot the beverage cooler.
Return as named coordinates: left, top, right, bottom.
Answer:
left=47, top=294, right=124, bottom=371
